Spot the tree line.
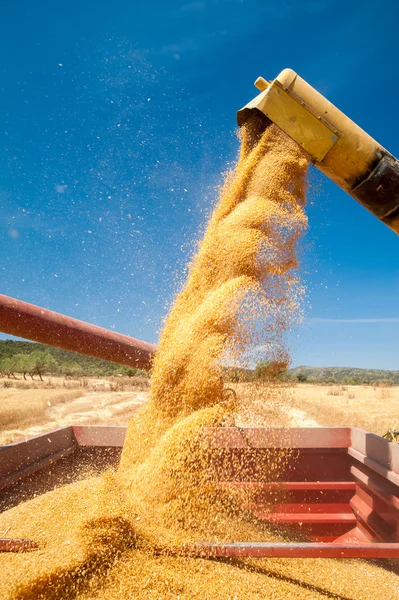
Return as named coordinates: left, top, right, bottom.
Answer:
left=225, top=361, right=399, bottom=385
left=0, top=340, right=149, bottom=380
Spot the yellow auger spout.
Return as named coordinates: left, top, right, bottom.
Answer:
left=237, top=69, right=399, bottom=234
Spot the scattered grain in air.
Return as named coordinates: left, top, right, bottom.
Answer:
left=1, top=120, right=397, bottom=600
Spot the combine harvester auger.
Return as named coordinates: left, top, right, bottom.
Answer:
left=1, top=70, right=399, bottom=559
left=238, top=69, right=399, bottom=234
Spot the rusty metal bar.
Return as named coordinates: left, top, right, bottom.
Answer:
left=193, top=542, right=399, bottom=559
left=0, top=293, right=156, bottom=370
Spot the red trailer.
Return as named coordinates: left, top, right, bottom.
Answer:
left=1, top=425, right=398, bottom=559
left=1, top=292, right=398, bottom=558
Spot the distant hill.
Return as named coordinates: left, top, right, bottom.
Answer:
left=289, top=365, right=399, bottom=384
left=1, top=340, right=397, bottom=384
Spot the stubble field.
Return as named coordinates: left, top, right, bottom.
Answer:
left=1, top=377, right=397, bottom=446
left=0, top=375, right=149, bottom=445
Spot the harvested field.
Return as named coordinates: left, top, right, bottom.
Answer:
left=224, top=381, right=399, bottom=434
left=0, top=387, right=84, bottom=442
left=288, top=383, right=399, bottom=436
left=0, top=376, right=149, bottom=445
left=1, top=378, right=398, bottom=445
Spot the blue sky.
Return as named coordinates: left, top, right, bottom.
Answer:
left=1, top=0, right=398, bottom=369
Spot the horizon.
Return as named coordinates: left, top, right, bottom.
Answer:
left=1, top=0, right=398, bottom=370
left=1, top=337, right=399, bottom=374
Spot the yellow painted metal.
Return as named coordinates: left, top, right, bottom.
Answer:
left=256, top=80, right=340, bottom=162
left=389, top=214, right=399, bottom=234
left=238, top=69, right=385, bottom=192
left=254, top=77, right=269, bottom=92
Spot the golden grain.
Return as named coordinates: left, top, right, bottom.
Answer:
left=1, top=121, right=397, bottom=599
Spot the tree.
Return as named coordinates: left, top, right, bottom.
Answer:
left=30, top=351, right=58, bottom=381
left=254, top=360, right=288, bottom=381
left=12, top=354, right=33, bottom=380
left=0, top=357, right=16, bottom=378
left=116, top=366, right=139, bottom=377
left=254, top=361, right=270, bottom=380
left=297, top=373, right=308, bottom=383
left=228, top=369, right=241, bottom=383
left=0, top=340, right=152, bottom=378
left=341, top=377, right=357, bottom=385
left=0, top=358, right=7, bottom=377
left=59, top=361, right=83, bottom=378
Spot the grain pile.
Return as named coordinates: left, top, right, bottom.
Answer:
left=1, top=119, right=398, bottom=599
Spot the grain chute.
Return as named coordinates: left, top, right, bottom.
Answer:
left=238, top=68, right=399, bottom=234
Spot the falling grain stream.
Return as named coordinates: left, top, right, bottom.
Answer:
left=1, top=121, right=397, bottom=599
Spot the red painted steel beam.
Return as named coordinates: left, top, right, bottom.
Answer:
left=252, top=511, right=357, bottom=524
left=193, top=542, right=399, bottom=559
left=221, top=481, right=356, bottom=491
left=0, top=293, right=156, bottom=370
left=72, top=425, right=126, bottom=447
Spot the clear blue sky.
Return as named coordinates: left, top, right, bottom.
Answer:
left=1, top=0, right=398, bottom=369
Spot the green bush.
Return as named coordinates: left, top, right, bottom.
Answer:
left=296, top=373, right=307, bottom=382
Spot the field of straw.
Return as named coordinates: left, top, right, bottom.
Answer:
left=0, top=375, right=149, bottom=445
left=236, top=382, right=399, bottom=436
left=290, top=383, right=399, bottom=436
left=1, top=377, right=398, bottom=446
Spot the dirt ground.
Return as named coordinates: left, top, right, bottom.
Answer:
left=1, top=377, right=398, bottom=445
left=0, top=375, right=149, bottom=445
left=228, top=382, right=399, bottom=437
left=289, top=383, right=399, bottom=436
